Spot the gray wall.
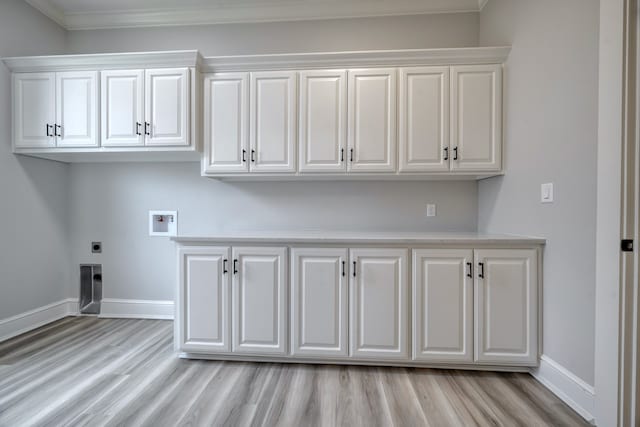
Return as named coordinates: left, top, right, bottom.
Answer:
left=478, top=0, right=599, bottom=385
left=0, top=0, right=69, bottom=319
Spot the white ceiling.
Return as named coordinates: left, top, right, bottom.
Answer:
left=25, top=0, right=489, bottom=30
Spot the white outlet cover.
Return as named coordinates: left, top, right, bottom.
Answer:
left=149, top=210, right=178, bottom=236
left=541, top=183, right=554, bottom=203
left=426, top=204, right=437, bottom=217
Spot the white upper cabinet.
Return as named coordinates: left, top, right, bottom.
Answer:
left=412, top=249, right=473, bottom=363
left=145, top=68, right=190, bottom=146
left=475, top=249, right=538, bottom=365
left=298, top=70, right=347, bottom=173
left=101, top=70, right=144, bottom=147
left=451, top=64, right=502, bottom=172
left=55, top=71, right=98, bottom=148
left=12, top=73, right=56, bottom=148
left=398, top=67, right=449, bottom=172
left=178, top=246, right=231, bottom=354
left=232, top=246, right=287, bottom=355
left=291, top=248, right=349, bottom=357
left=203, top=73, right=249, bottom=173
left=347, top=69, right=397, bottom=173
left=250, top=71, right=297, bottom=173
left=350, top=248, right=408, bottom=359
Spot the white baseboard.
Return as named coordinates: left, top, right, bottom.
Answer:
left=531, top=355, right=596, bottom=424
left=0, top=298, right=78, bottom=343
left=99, top=298, right=174, bottom=320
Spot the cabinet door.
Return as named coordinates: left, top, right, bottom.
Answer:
left=399, top=67, right=449, bottom=172
left=299, top=70, right=347, bottom=173
left=178, top=247, right=231, bottom=353
left=145, top=68, right=189, bottom=146
left=12, top=73, right=55, bottom=148
left=347, top=69, right=396, bottom=173
left=350, top=248, right=408, bottom=359
left=56, top=71, right=99, bottom=147
left=101, top=70, right=144, bottom=147
left=203, top=73, right=249, bottom=173
left=475, top=249, right=538, bottom=365
left=291, top=248, right=348, bottom=357
left=250, top=71, right=296, bottom=172
left=412, top=249, right=473, bottom=362
left=232, top=247, right=287, bottom=355
left=451, top=65, right=502, bottom=172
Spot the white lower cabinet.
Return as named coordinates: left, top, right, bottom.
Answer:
left=350, top=248, right=409, bottom=360
left=412, top=249, right=473, bottom=362
left=291, top=248, right=348, bottom=357
left=232, top=246, right=288, bottom=355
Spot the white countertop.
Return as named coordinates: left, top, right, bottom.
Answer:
left=171, top=231, right=545, bottom=245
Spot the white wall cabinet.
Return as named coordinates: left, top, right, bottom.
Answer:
left=412, top=249, right=473, bottom=362
left=298, top=70, right=347, bottom=173
left=203, top=73, right=249, bottom=173
left=350, top=248, right=408, bottom=359
left=101, top=70, right=144, bottom=147
left=232, top=246, right=288, bottom=355
left=13, top=71, right=97, bottom=148
left=291, top=248, right=348, bottom=357
left=250, top=71, right=297, bottom=172
left=451, top=64, right=502, bottom=172
left=145, top=68, right=190, bottom=146
left=347, top=69, right=397, bottom=173
left=178, top=247, right=231, bottom=354
left=474, top=249, right=538, bottom=365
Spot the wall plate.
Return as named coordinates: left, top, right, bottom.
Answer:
left=149, top=210, right=178, bottom=237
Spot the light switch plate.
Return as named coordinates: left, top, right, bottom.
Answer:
left=541, top=183, right=554, bottom=203
left=426, top=204, right=437, bottom=217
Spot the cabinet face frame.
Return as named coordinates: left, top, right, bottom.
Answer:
left=349, top=248, right=408, bottom=359
left=177, top=246, right=232, bottom=353
left=232, top=246, right=288, bottom=355
left=450, top=64, right=503, bottom=172
left=101, top=69, right=144, bottom=147
left=249, top=71, right=297, bottom=173
left=412, top=249, right=473, bottom=362
left=298, top=70, right=347, bottom=173
left=12, top=72, right=56, bottom=148
left=291, top=247, right=349, bottom=357
left=398, top=67, right=450, bottom=172
left=144, top=67, right=190, bottom=146
left=203, top=72, right=249, bottom=173
left=347, top=68, right=397, bottom=173
left=474, top=248, right=538, bottom=364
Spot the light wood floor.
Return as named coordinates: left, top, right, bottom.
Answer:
left=0, top=317, right=589, bottom=427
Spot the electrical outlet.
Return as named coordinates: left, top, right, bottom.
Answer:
left=426, top=204, right=437, bottom=217
left=91, top=242, right=102, bottom=253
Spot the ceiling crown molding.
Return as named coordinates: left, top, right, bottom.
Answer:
left=25, top=0, right=486, bottom=31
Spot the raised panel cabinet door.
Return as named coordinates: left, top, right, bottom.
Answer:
left=347, top=68, right=397, bottom=173
left=232, top=246, right=287, bottom=355
left=250, top=71, right=297, bottom=173
left=56, top=71, right=99, bottom=147
left=399, top=67, right=450, bottom=172
left=412, top=249, right=473, bottom=362
left=291, top=248, right=348, bottom=357
left=12, top=72, right=56, bottom=148
left=350, top=248, right=408, bottom=360
left=178, top=246, right=231, bottom=353
left=451, top=64, right=502, bottom=172
left=475, top=249, right=538, bottom=365
left=203, top=73, right=249, bottom=173
left=101, top=70, right=144, bottom=147
left=145, top=68, right=189, bottom=146
left=299, top=70, right=347, bottom=173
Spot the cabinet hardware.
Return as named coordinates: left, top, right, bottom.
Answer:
left=45, top=124, right=52, bottom=137
left=466, top=262, right=473, bottom=278
left=54, top=124, right=62, bottom=137
left=350, top=148, right=354, bottom=162
left=444, top=147, right=449, bottom=161
left=223, top=259, right=228, bottom=274
left=233, top=259, right=238, bottom=275
left=144, top=122, right=151, bottom=136
left=341, top=148, right=345, bottom=162
left=453, top=147, right=459, bottom=161
left=135, top=122, right=142, bottom=136
left=353, top=261, right=356, bottom=277
left=242, top=149, right=247, bottom=163
left=342, top=260, right=346, bottom=277
left=478, top=262, right=485, bottom=278
left=251, top=149, right=256, bottom=163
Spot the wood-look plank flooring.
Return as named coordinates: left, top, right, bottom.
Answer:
left=0, top=317, right=589, bottom=427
